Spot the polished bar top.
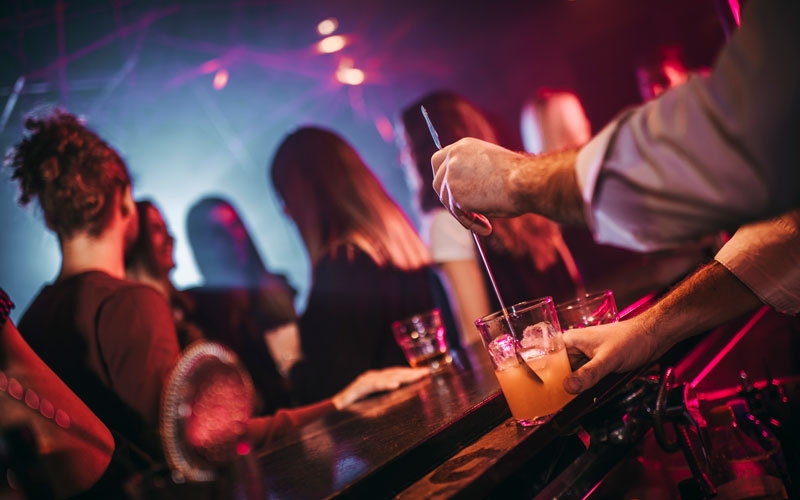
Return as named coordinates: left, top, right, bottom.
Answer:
left=255, top=297, right=659, bottom=499
left=256, top=345, right=510, bottom=499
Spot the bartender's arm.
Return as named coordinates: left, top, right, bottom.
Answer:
left=562, top=209, right=800, bottom=394
left=431, top=0, right=800, bottom=252
left=561, top=261, right=760, bottom=394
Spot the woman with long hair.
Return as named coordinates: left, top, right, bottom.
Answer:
left=126, top=198, right=428, bottom=433
left=270, top=127, right=457, bottom=404
left=184, top=196, right=299, bottom=412
left=401, top=91, right=583, bottom=343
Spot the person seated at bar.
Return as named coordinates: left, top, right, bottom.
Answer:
left=400, top=91, right=583, bottom=344
left=270, top=127, right=458, bottom=404
left=125, top=200, right=204, bottom=349
left=426, top=1, right=799, bottom=392
left=125, top=197, right=429, bottom=430
left=184, top=196, right=298, bottom=412
left=5, top=110, right=428, bottom=465
left=7, top=109, right=179, bottom=457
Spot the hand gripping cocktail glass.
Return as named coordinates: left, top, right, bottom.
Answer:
left=475, top=298, right=575, bottom=426
left=556, top=290, right=618, bottom=331
left=392, top=309, right=453, bottom=372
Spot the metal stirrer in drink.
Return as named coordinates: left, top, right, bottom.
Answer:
left=421, top=106, right=543, bottom=384
left=421, top=105, right=516, bottom=336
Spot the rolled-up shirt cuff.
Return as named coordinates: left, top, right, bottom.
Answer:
left=714, top=212, right=800, bottom=315
left=574, top=110, right=649, bottom=250
left=575, top=118, right=617, bottom=235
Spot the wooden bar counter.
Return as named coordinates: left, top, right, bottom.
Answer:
left=254, top=339, right=639, bottom=499
left=255, top=346, right=506, bottom=498
left=230, top=298, right=800, bottom=499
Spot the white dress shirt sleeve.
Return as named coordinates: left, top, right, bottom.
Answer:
left=575, top=0, right=800, bottom=252
left=715, top=210, right=800, bottom=315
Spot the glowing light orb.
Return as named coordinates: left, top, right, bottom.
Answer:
left=213, top=69, right=229, bottom=90
left=236, top=441, right=251, bottom=456
left=317, top=35, right=347, bottom=54
left=317, top=18, right=338, bottom=35
left=336, top=67, right=364, bottom=85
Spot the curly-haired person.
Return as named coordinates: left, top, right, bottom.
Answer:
left=5, top=110, right=180, bottom=457
left=5, top=111, right=430, bottom=468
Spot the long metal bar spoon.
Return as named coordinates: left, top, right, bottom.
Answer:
left=421, top=105, right=542, bottom=383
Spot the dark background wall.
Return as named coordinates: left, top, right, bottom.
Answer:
left=0, top=0, right=726, bottom=319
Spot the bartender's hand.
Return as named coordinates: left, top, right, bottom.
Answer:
left=562, top=320, right=661, bottom=394
left=431, top=138, right=522, bottom=235
left=331, top=367, right=429, bottom=410
left=431, top=138, right=586, bottom=233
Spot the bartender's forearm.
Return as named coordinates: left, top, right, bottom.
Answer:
left=636, top=260, right=763, bottom=357
left=431, top=139, right=586, bottom=233
left=509, top=148, right=586, bottom=227
left=564, top=260, right=764, bottom=394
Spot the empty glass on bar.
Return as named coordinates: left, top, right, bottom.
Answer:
left=556, top=290, right=618, bottom=331
left=475, top=297, right=575, bottom=426
left=392, top=309, right=453, bottom=372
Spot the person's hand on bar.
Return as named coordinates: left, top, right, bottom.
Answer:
left=331, top=366, right=430, bottom=410
left=430, top=137, right=586, bottom=234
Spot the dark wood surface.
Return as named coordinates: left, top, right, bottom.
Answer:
left=396, top=368, right=644, bottom=499
left=255, top=346, right=509, bottom=499
left=254, top=294, right=660, bottom=499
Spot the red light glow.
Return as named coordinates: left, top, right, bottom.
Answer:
left=213, top=69, right=229, bottom=90
left=728, top=0, right=740, bottom=27
left=374, top=115, right=394, bottom=142
left=236, top=441, right=251, bottom=455
left=201, top=59, right=221, bottom=74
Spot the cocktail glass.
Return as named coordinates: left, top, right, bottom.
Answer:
left=475, top=297, right=575, bottom=426
left=556, top=290, right=618, bottom=330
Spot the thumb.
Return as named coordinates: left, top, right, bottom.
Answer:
left=563, top=355, right=610, bottom=394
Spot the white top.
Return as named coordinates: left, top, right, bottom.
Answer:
left=715, top=210, right=800, bottom=315
left=425, top=208, right=476, bottom=263
left=574, top=0, right=800, bottom=252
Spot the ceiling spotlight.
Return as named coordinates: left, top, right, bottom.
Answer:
left=316, top=35, right=347, bottom=54
left=317, top=18, right=338, bottom=35
left=213, top=69, right=229, bottom=90
left=336, top=67, right=364, bottom=85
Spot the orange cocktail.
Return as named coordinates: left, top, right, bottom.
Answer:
left=476, top=297, right=575, bottom=426
left=495, top=346, right=575, bottom=423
